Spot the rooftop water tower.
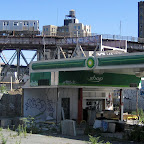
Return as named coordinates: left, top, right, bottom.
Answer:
left=69, top=9, right=76, bottom=18
left=64, top=10, right=77, bottom=26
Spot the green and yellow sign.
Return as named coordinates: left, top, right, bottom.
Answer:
left=86, top=57, right=95, bottom=68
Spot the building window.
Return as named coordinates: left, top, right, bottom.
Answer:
left=46, top=28, right=48, bottom=31
left=33, top=22, right=35, bottom=25
left=44, top=28, right=45, bottom=31
left=140, top=31, right=143, bottom=37
left=74, top=31, right=77, bottom=35
left=14, top=22, right=19, bottom=26
left=78, top=26, right=80, bottom=30
left=140, top=7, right=143, bottom=14
left=74, top=26, right=77, bottom=30
left=24, top=22, right=28, bottom=26
left=3, top=22, right=9, bottom=26
left=140, top=15, right=143, bottom=21
left=52, top=28, right=53, bottom=32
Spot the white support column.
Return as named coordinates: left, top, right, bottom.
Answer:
left=125, top=40, right=127, bottom=52
left=99, top=35, right=103, bottom=51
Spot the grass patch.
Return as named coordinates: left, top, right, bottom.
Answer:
left=0, top=133, right=8, bottom=144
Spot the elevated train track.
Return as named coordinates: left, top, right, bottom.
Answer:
left=0, top=35, right=144, bottom=50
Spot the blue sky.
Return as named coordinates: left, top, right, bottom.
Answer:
left=0, top=0, right=141, bottom=65
left=0, top=0, right=140, bottom=36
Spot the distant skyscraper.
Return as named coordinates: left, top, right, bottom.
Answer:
left=138, top=1, right=144, bottom=38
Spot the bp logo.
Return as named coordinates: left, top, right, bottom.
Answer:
left=86, top=57, right=95, bottom=68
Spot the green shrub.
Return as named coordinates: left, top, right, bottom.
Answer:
left=22, top=113, right=44, bottom=134
left=89, top=135, right=111, bottom=144
left=128, top=125, right=144, bottom=142
left=17, top=124, right=23, bottom=136
left=0, top=85, right=7, bottom=94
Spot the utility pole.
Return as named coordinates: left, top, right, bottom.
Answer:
left=119, top=21, right=121, bottom=49
left=120, top=21, right=121, bottom=36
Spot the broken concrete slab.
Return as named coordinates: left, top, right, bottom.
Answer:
left=108, top=123, right=116, bottom=133
left=61, top=120, right=76, bottom=136
left=101, top=132, right=124, bottom=139
left=1, top=118, right=11, bottom=128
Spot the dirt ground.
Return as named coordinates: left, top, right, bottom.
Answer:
left=0, top=129, right=143, bottom=144
left=0, top=129, right=88, bottom=144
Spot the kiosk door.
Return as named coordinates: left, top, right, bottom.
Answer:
left=61, top=98, right=70, bottom=119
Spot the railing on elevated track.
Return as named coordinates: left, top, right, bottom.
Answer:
left=41, top=30, right=144, bottom=43
left=0, top=35, right=101, bottom=46
left=0, top=33, right=144, bottom=45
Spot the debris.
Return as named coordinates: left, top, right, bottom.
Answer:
left=61, top=120, right=76, bottom=136
left=46, top=116, right=54, bottom=121
left=93, top=120, right=102, bottom=129
left=8, top=88, right=22, bottom=95
left=123, top=114, right=138, bottom=120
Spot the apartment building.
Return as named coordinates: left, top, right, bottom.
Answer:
left=43, top=10, right=91, bottom=37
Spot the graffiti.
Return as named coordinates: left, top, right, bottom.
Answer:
left=25, top=89, right=56, bottom=115
left=25, top=96, right=55, bottom=114
left=45, top=89, right=55, bottom=113
left=114, top=88, right=144, bottom=112
left=25, top=98, right=46, bottom=112
left=47, top=99, right=55, bottom=112
left=114, top=89, right=139, bottom=100
left=123, top=90, right=134, bottom=99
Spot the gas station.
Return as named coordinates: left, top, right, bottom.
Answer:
left=22, top=35, right=143, bottom=125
